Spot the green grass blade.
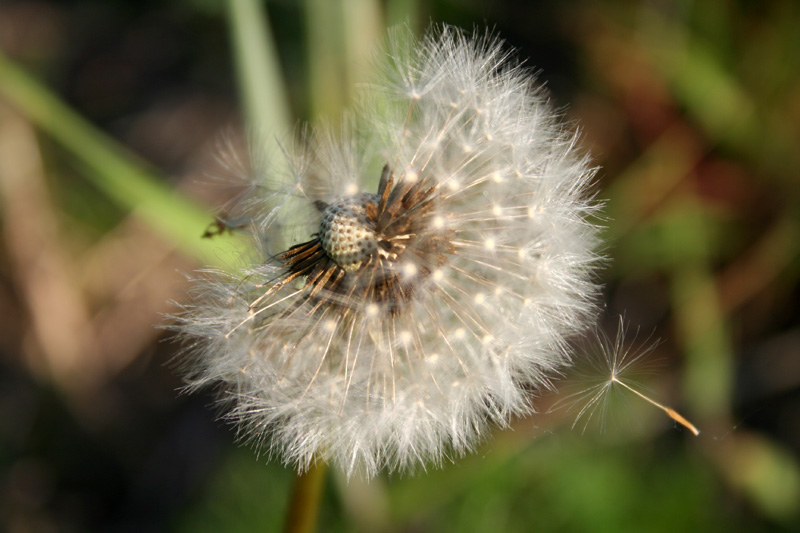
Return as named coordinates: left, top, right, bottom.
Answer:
left=0, top=51, right=233, bottom=264
left=227, top=0, right=292, bottom=137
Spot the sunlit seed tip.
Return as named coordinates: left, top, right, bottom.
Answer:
left=474, top=293, right=486, bottom=304
left=403, top=168, right=419, bottom=183
left=666, top=408, right=701, bottom=436
left=484, top=238, right=496, bottom=251
left=366, top=303, right=380, bottom=317
left=345, top=183, right=359, bottom=195
left=453, top=328, right=466, bottom=339
left=402, top=262, right=418, bottom=277
left=432, top=268, right=444, bottom=282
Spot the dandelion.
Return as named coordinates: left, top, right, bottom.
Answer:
left=173, top=26, right=602, bottom=479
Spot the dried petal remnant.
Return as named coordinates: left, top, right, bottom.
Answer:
left=277, top=165, right=452, bottom=313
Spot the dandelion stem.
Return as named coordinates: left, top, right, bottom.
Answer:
left=284, top=462, right=328, bottom=533
left=611, top=376, right=700, bottom=436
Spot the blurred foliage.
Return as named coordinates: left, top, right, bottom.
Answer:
left=1, top=0, right=799, bottom=532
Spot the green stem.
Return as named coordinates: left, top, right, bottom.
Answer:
left=284, top=462, right=328, bottom=533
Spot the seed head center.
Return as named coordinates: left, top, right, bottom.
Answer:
left=319, top=194, right=379, bottom=272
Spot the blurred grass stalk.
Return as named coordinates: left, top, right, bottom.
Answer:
left=639, top=7, right=800, bottom=523
left=228, top=0, right=393, bottom=530
left=227, top=0, right=300, bottom=252
left=226, top=2, right=325, bottom=529
left=643, top=5, right=800, bottom=181
left=0, top=50, right=231, bottom=264
left=228, top=0, right=292, bottom=137
left=386, top=0, right=420, bottom=30
left=305, top=0, right=383, bottom=118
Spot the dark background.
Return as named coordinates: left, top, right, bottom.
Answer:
left=1, top=0, right=798, bottom=531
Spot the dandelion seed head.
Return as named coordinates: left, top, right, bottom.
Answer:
left=172, top=25, right=603, bottom=479
left=319, top=194, right=379, bottom=272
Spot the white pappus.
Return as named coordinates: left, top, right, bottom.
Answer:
left=173, top=25, right=603, bottom=479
